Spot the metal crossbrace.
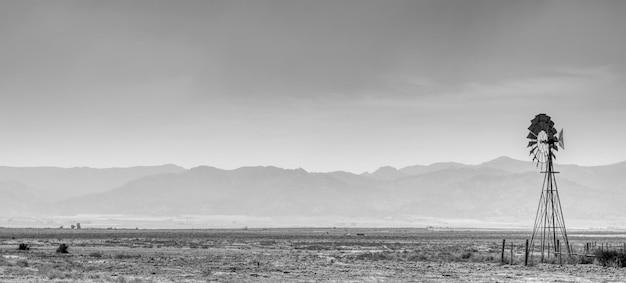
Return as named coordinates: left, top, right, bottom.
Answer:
left=528, top=146, right=570, bottom=262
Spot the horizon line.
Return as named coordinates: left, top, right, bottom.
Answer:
left=0, top=155, right=624, bottom=174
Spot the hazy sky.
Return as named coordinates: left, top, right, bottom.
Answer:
left=1, top=0, right=625, bottom=173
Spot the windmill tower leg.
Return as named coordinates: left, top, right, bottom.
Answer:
left=529, top=146, right=570, bottom=263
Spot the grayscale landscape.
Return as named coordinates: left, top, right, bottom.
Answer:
left=1, top=156, right=626, bottom=229
left=2, top=0, right=626, bottom=282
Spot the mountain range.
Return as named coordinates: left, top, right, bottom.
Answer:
left=1, top=157, right=625, bottom=227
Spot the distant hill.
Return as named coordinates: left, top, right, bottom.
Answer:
left=0, top=180, right=44, bottom=216
left=58, top=166, right=381, bottom=217
left=2, top=158, right=625, bottom=226
left=0, top=164, right=186, bottom=201
left=48, top=157, right=626, bottom=225
left=362, top=166, right=407, bottom=180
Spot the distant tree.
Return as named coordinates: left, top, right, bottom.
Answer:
left=76, top=223, right=81, bottom=229
left=59, top=226, right=63, bottom=229
left=70, top=224, right=75, bottom=229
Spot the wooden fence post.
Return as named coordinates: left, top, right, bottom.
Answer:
left=557, top=239, right=561, bottom=265
left=510, top=242, right=514, bottom=265
left=501, top=239, right=506, bottom=264
left=525, top=239, right=529, bottom=266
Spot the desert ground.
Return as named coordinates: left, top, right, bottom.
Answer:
left=1, top=227, right=625, bottom=282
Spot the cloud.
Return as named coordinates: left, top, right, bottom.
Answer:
left=454, top=66, right=624, bottom=102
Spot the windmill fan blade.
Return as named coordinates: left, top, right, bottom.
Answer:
left=550, top=128, right=558, bottom=136
left=531, top=116, right=541, bottom=123
left=538, top=114, right=550, bottom=122
left=537, top=121, right=548, bottom=129
left=533, top=151, right=540, bottom=163
left=526, top=113, right=563, bottom=166
left=535, top=158, right=540, bottom=168
left=531, top=146, right=542, bottom=164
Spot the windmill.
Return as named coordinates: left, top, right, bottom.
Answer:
left=527, top=113, right=569, bottom=262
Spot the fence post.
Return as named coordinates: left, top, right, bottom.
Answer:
left=501, top=239, right=506, bottom=264
left=510, top=242, right=514, bottom=265
left=558, top=240, right=561, bottom=265
left=525, top=239, right=529, bottom=266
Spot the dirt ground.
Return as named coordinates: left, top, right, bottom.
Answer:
left=1, top=228, right=625, bottom=282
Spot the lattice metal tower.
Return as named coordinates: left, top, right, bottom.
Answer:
left=527, top=114, right=569, bottom=262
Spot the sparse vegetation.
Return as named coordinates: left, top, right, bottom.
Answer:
left=89, top=251, right=103, bottom=258
left=353, top=252, right=393, bottom=261
left=56, top=243, right=69, bottom=253
left=16, top=259, right=28, bottom=267
left=577, top=255, right=595, bottom=265
left=594, top=249, right=626, bottom=268
left=461, top=251, right=473, bottom=259
left=351, top=249, right=498, bottom=263
left=0, top=228, right=625, bottom=282
left=115, top=253, right=141, bottom=259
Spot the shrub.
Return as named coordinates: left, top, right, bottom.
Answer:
left=89, top=252, right=103, bottom=258
left=16, top=259, right=28, bottom=267
left=577, top=255, right=595, bottom=265
left=18, top=243, right=30, bottom=250
left=114, top=253, right=141, bottom=259
left=461, top=251, right=473, bottom=259
left=594, top=249, right=626, bottom=268
left=56, top=243, right=69, bottom=253
left=407, top=253, right=428, bottom=261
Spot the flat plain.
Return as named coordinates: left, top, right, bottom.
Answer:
left=1, top=227, right=625, bottom=282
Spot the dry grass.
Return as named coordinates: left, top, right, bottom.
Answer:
left=1, top=228, right=625, bottom=282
